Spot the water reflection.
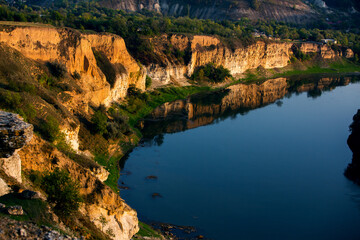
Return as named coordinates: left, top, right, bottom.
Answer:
left=140, top=74, right=360, bottom=145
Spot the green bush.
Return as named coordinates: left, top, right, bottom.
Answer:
left=145, top=76, right=152, bottom=89
left=191, top=63, right=232, bottom=83
left=8, top=80, right=36, bottom=94
left=38, top=74, right=57, bottom=87
left=38, top=116, right=60, bottom=142
left=42, top=168, right=83, bottom=216
left=28, top=170, right=43, bottom=188
left=292, top=47, right=313, bottom=62
left=0, top=91, right=21, bottom=109
left=91, top=108, right=108, bottom=135
left=47, top=61, right=67, bottom=78
left=127, top=84, right=142, bottom=97
left=104, top=109, right=131, bottom=139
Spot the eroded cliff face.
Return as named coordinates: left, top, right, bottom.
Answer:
left=87, top=33, right=146, bottom=100
left=18, top=135, right=139, bottom=240
left=299, top=42, right=351, bottom=59
left=0, top=25, right=146, bottom=108
left=147, top=34, right=352, bottom=87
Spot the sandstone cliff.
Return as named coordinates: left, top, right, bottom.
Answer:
left=146, top=34, right=353, bottom=87
left=0, top=24, right=146, bottom=109
left=19, top=135, right=139, bottom=240
left=0, top=111, right=139, bottom=240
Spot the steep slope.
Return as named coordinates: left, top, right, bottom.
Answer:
left=0, top=111, right=139, bottom=239
left=98, top=0, right=317, bottom=23
left=0, top=23, right=146, bottom=110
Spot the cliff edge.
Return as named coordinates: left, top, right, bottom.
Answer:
left=0, top=110, right=139, bottom=239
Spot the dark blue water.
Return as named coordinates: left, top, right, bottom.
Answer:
left=120, top=76, right=360, bottom=240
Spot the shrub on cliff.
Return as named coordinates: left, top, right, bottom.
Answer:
left=91, top=108, right=108, bottom=135
left=191, top=63, right=232, bottom=83
left=38, top=115, right=60, bottom=142
left=42, top=168, right=83, bottom=216
left=146, top=76, right=152, bottom=89
left=47, top=61, right=67, bottom=78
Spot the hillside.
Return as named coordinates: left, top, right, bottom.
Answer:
left=0, top=6, right=359, bottom=238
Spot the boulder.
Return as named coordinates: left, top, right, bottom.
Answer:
left=0, top=111, right=33, bottom=183
left=0, top=111, right=33, bottom=158
left=6, top=205, right=24, bottom=215
left=0, top=177, right=11, bottom=197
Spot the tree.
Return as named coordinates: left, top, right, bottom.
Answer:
left=91, top=109, right=108, bottom=135
left=42, top=168, right=83, bottom=216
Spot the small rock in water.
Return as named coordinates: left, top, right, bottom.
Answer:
left=7, top=205, right=24, bottom=215
left=197, top=235, right=204, bottom=239
left=151, top=193, right=162, bottom=198
left=145, top=175, right=158, bottom=180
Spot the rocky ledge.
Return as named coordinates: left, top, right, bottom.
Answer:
left=0, top=111, right=33, bottom=158
left=345, top=109, right=360, bottom=184
left=0, top=111, right=33, bottom=188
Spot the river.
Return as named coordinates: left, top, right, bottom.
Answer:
left=119, top=74, right=360, bottom=240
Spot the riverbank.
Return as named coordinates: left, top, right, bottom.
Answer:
left=232, top=58, right=360, bottom=85
left=114, top=60, right=360, bottom=239
left=120, top=74, right=360, bottom=240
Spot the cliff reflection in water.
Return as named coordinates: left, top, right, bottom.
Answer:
left=140, top=74, right=359, bottom=145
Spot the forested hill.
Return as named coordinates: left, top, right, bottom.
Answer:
left=18, top=0, right=360, bottom=23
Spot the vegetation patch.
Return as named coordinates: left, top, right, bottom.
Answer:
left=42, top=168, right=83, bottom=217
left=0, top=193, right=54, bottom=226
left=135, top=222, right=163, bottom=238
left=191, top=63, right=232, bottom=83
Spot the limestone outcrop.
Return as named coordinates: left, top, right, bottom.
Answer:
left=18, top=135, right=139, bottom=239
left=0, top=110, right=138, bottom=239
left=146, top=34, right=353, bottom=86
left=0, top=24, right=146, bottom=108
left=0, top=111, right=33, bottom=184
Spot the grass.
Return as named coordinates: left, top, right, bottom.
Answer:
left=234, top=59, right=360, bottom=85
left=93, top=134, right=140, bottom=192
left=135, top=222, right=163, bottom=238
left=274, top=61, right=360, bottom=77
left=121, top=85, right=212, bottom=126
left=0, top=193, right=54, bottom=226
left=0, top=21, right=54, bottom=28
